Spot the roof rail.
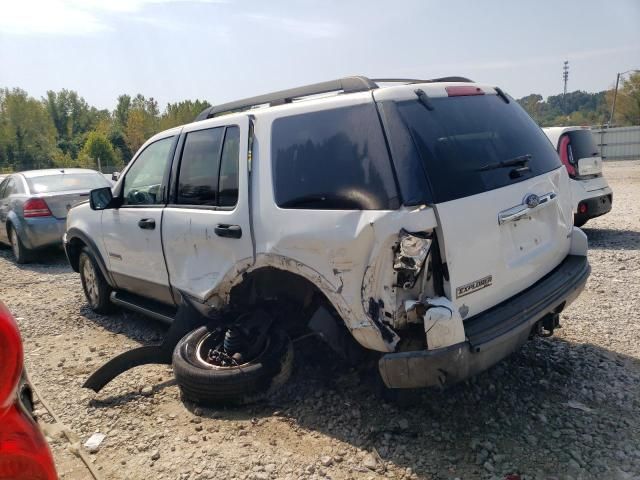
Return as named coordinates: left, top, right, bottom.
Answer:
left=194, top=75, right=474, bottom=121
left=371, top=76, right=473, bottom=84
left=195, top=76, right=377, bottom=121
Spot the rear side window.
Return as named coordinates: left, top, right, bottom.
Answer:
left=178, top=127, right=224, bottom=205
left=386, top=95, right=561, bottom=203
left=0, top=178, right=8, bottom=198
left=177, top=126, right=240, bottom=207
left=271, top=104, right=399, bottom=210
left=1, top=177, right=16, bottom=197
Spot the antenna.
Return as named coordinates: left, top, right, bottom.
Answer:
left=562, top=60, right=569, bottom=113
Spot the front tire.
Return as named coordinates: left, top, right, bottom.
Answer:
left=9, top=225, right=32, bottom=264
left=173, top=325, right=294, bottom=405
left=79, top=248, right=113, bottom=313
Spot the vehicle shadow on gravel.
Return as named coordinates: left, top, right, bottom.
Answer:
left=0, top=244, right=70, bottom=272
left=583, top=227, right=640, bottom=250
left=187, top=336, right=640, bottom=478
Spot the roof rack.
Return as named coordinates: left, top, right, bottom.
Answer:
left=194, top=75, right=474, bottom=121
left=371, top=76, right=473, bottom=84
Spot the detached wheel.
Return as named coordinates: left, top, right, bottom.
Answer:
left=79, top=248, right=113, bottom=313
left=173, top=324, right=294, bottom=405
left=9, top=226, right=32, bottom=264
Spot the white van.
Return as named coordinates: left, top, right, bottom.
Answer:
left=543, top=126, right=612, bottom=226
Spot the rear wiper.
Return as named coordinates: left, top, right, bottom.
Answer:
left=414, top=89, right=434, bottom=111
left=477, top=154, right=532, bottom=171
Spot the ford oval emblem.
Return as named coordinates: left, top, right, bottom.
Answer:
left=525, top=194, right=540, bottom=209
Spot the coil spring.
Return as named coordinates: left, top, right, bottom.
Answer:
left=223, top=327, right=245, bottom=355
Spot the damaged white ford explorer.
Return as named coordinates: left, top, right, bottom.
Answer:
left=64, top=76, right=590, bottom=404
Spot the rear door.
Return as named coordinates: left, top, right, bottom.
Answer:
left=161, top=116, right=253, bottom=301
left=377, top=88, right=574, bottom=319
left=102, top=135, right=177, bottom=305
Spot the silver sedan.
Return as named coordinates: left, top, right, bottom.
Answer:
left=0, top=169, right=111, bottom=263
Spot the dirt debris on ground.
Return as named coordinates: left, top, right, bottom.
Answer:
left=0, top=161, right=639, bottom=480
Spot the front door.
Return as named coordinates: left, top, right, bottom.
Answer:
left=102, top=135, right=177, bottom=305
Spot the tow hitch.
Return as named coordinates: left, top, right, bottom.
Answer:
left=536, top=313, right=561, bottom=337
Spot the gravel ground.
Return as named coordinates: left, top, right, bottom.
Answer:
left=1, top=161, right=639, bottom=480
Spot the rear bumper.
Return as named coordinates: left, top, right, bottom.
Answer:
left=19, top=217, right=66, bottom=250
left=378, top=254, right=590, bottom=388
left=575, top=192, right=613, bottom=223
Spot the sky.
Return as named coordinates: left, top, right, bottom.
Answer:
left=0, top=0, right=638, bottom=110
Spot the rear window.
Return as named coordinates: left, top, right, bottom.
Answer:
left=271, top=104, right=399, bottom=210
left=384, top=94, right=562, bottom=204
left=27, top=173, right=110, bottom=194
left=565, top=130, right=599, bottom=162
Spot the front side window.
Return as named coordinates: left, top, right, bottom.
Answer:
left=271, top=103, right=399, bottom=210
left=176, top=126, right=240, bottom=207
left=123, top=137, right=174, bottom=206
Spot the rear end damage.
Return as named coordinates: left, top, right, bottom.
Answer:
left=379, top=251, right=589, bottom=388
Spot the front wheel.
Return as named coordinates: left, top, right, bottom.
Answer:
left=173, top=324, right=294, bottom=405
left=9, top=225, right=32, bottom=264
left=79, top=248, right=113, bottom=313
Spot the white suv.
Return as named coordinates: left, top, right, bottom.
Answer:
left=543, top=126, right=613, bottom=227
left=64, top=76, right=590, bottom=404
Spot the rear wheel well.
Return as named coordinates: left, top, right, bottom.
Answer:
left=6, top=219, right=15, bottom=238
left=228, top=267, right=341, bottom=337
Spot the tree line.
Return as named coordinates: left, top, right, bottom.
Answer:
left=517, top=72, right=640, bottom=128
left=1, top=72, right=638, bottom=174
left=0, top=89, right=209, bottom=173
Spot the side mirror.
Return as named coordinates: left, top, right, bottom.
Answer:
left=111, top=171, right=120, bottom=182
left=90, top=187, right=115, bottom=210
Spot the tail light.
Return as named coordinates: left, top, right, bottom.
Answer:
left=23, top=199, right=52, bottom=218
left=0, top=303, right=57, bottom=480
left=0, top=303, right=22, bottom=409
left=558, top=135, right=576, bottom=177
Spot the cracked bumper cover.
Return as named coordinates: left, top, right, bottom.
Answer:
left=378, top=254, right=590, bottom=388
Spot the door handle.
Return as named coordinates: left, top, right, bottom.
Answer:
left=214, top=224, right=242, bottom=239
left=138, top=218, right=156, bottom=230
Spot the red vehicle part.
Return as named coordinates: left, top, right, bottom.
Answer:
left=0, top=302, right=57, bottom=480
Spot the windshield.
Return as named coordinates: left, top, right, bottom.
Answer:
left=26, top=173, right=110, bottom=194
left=383, top=94, right=562, bottom=204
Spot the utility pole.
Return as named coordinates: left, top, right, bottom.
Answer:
left=562, top=60, right=569, bottom=114
left=609, top=69, right=640, bottom=126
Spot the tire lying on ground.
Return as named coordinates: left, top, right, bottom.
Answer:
left=172, top=324, right=294, bottom=405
